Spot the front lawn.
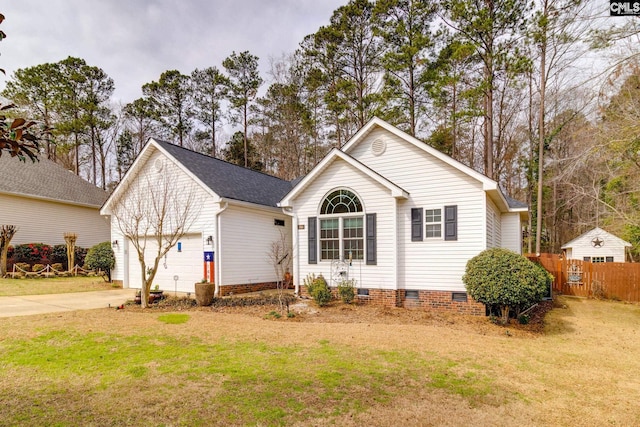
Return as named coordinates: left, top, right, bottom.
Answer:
left=0, top=276, right=118, bottom=296
left=0, top=296, right=639, bottom=425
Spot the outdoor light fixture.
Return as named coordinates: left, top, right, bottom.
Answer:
left=206, top=235, right=213, bottom=245
left=112, top=240, right=119, bottom=248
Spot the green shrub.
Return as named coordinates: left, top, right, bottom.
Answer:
left=51, top=263, right=64, bottom=272
left=304, top=273, right=332, bottom=307
left=85, top=242, right=115, bottom=281
left=463, top=248, right=552, bottom=325
left=51, top=244, right=88, bottom=270
left=337, top=279, right=356, bottom=304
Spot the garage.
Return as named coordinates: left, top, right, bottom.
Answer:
left=127, top=233, right=204, bottom=293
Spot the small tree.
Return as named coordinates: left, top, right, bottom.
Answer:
left=463, top=248, right=551, bottom=325
left=85, top=241, right=115, bottom=282
left=0, top=225, right=17, bottom=277
left=268, top=229, right=292, bottom=315
left=108, top=167, right=201, bottom=308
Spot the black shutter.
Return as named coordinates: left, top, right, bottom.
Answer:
left=411, top=208, right=423, bottom=241
left=308, top=217, right=317, bottom=264
left=366, top=213, right=377, bottom=265
left=444, top=205, right=457, bottom=241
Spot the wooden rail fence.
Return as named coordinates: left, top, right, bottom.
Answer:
left=527, top=254, right=640, bottom=303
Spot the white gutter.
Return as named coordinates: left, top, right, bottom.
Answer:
left=214, top=200, right=229, bottom=296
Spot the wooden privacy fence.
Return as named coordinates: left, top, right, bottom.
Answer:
left=527, top=254, right=640, bottom=303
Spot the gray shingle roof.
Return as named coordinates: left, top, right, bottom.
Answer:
left=155, top=140, right=293, bottom=207
left=504, top=194, right=528, bottom=209
left=0, top=154, right=108, bottom=207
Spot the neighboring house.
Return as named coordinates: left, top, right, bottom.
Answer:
left=101, top=139, right=293, bottom=295
left=0, top=154, right=109, bottom=248
left=279, top=117, right=529, bottom=314
left=561, top=227, right=631, bottom=263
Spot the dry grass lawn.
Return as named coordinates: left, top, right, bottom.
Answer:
left=0, top=295, right=639, bottom=426
left=0, top=276, right=117, bottom=296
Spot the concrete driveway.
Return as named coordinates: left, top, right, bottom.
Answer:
left=0, top=289, right=137, bottom=317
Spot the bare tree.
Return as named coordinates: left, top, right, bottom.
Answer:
left=110, top=167, right=202, bottom=308
left=0, top=225, right=17, bottom=277
left=268, top=229, right=292, bottom=315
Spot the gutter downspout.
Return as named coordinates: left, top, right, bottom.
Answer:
left=280, top=206, right=299, bottom=296
left=215, top=200, right=229, bottom=297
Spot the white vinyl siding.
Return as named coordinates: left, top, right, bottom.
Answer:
left=501, top=213, right=523, bottom=254
left=349, top=128, right=486, bottom=292
left=127, top=233, right=203, bottom=293
left=294, top=159, right=396, bottom=290
left=486, top=199, right=501, bottom=248
left=219, top=204, right=290, bottom=285
left=0, top=193, right=109, bottom=247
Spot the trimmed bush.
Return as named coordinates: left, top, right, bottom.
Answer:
left=337, top=279, right=356, bottom=304
left=32, top=264, right=46, bottom=273
left=51, top=263, right=64, bottom=272
left=15, top=262, right=31, bottom=272
left=463, top=248, right=552, bottom=325
left=85, top=242, right=115, bottom=281
left=304, top=273, right=332, bottom=307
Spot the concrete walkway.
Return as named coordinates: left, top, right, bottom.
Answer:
left=0, top=289, right=137, bottom=318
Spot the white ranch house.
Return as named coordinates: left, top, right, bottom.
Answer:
left=103, top=118, right=528, bottom=314
left=0, top=154, right=109, bottom=248
left=101, top=139, right=293, bottom=295
left=561, top=227, right=631, bottom=263
left=280, top=118, right=528, bottom=314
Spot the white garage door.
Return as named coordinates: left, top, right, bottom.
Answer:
left=128, top=233, right=204, bottom=293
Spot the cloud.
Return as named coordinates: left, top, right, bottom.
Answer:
left=0, top=0, right=344, bottom=104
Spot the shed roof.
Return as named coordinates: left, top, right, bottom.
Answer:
left=0, top=154, right=108, bottom=207
left=154, top=140, right=293, bottom=207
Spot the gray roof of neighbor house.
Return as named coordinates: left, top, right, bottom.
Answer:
left=0, top=154, right=108, bottom=207
left=155, top=139, right=294, bottom=207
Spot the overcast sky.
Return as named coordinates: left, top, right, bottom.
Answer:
left=0, top=0, right=347, bottom=105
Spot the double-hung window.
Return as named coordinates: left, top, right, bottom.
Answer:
left=425, top=209, right=442, bottom=238
left=319, top=189, right=364, bottom=261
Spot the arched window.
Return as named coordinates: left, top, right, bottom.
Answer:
left=319, top=189, right=364, bottom=261
left=320, top=189, right=362, bottom=214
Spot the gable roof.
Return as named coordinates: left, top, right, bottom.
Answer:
left=153, top=140, right=293, bottom=207
left=282, top=117, right=527, bottom=216
left=561, top=227, right=632, bottom=249
left=103, top=139, right=294, bottom=212
left=0, top=154, right=108, bottom=207
left=280, top=148, right=408, bottom=207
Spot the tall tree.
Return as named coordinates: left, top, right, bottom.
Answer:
left=2, top=62, right=60, bottom=159
left=223, top=51, right=263, bottom=167
left=56, top=56, right=90, bottom=175
left=441, top=0, right=531, bottom=179
left=123, top=97, right=156, bottom=154
left=222, top=130, right=263, bottom=171
left=142, top=70, right=193, bottom=147
left=373, top=0, right=437, bottom=136
left=191, top=67, right=229, bottom=157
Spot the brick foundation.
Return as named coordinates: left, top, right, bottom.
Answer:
left=299, top=286, right=485, bottom=316
left=218, top=281, right=278, bottom=296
